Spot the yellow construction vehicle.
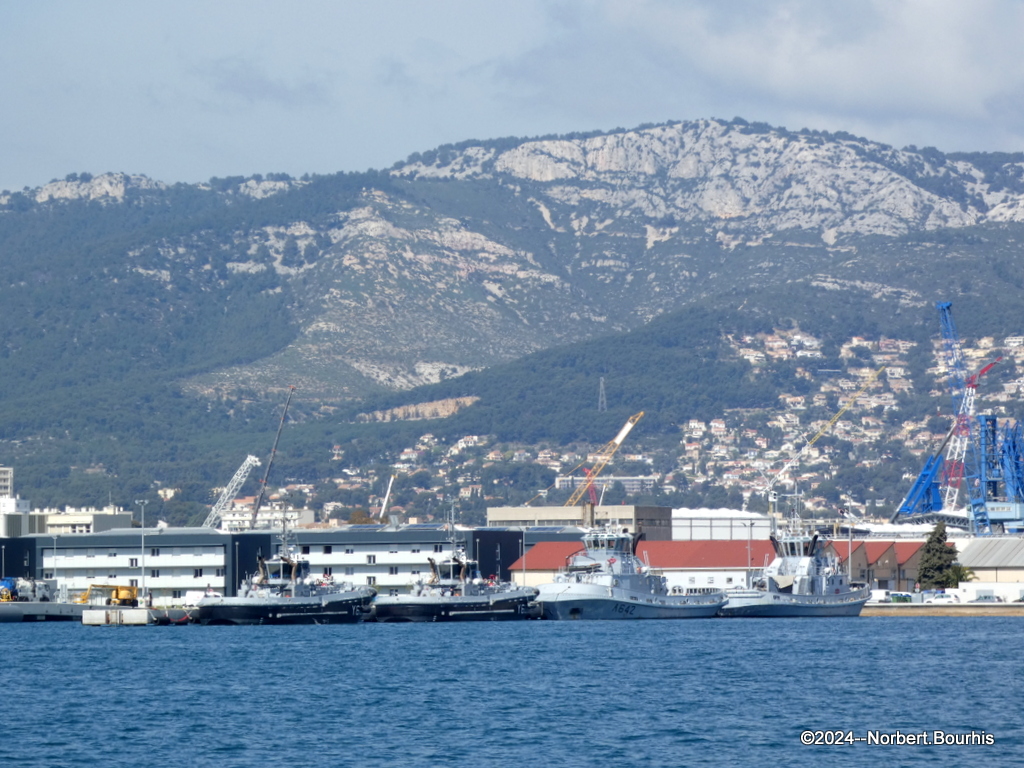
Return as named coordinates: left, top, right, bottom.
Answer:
left=73, top=584, right=139, bottom=607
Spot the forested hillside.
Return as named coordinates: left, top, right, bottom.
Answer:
left=2, top=119, right=1024, bottom=520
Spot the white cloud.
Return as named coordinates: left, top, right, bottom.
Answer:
left=2, top=0, right=1024, bottom=192
left=194, top=57, right=333, bottom=109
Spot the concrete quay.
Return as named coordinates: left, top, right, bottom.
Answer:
left=862, top=602, right=1024, bottom=617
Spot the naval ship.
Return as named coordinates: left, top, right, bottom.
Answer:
left=536, top=528, right=726, bottom=620
left=718, top=528, right=870, bottom=617
left=370, top=550, right=540, bottom=622
left=197, top=531, right=375, bottom=625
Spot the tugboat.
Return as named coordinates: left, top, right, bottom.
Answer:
left=718, top=528, right=870, bottom=617
left=536, top=528, right=726, bottom=620
left=371, top=550, right=540, bottom=622
left=197, top=528, right=376, bottom=625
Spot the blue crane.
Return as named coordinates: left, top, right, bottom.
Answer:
left=892, top=302, right=995, bottom=531
left=999, top=421, right=1024, bottom=502
left=890, top=422, right=956, bottom=521
left=935, top=302, right=993, bottom=532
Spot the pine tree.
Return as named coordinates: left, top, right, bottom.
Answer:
left=917, top=521, right=959, bottom=588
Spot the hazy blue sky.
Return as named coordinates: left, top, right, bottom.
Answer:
left=4, top=1, right=1024, bottom=192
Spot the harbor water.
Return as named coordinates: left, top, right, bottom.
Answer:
left=2, top=618, right=1021, bottom=767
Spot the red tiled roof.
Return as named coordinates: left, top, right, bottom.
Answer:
left=638, top=540, right=776, bottom=569
left=508, top=541, right=585, bottom=571
left=512, top=539, right=778, bottom=571
left=514, top=537, right=920, bottom=571
left=829, top=540, right=865, bottom=563
left=830, top=540, right=929, bottom=565
left=863, top=541, right=895, bottom=565
left=894, top=541, right=924, bottom=564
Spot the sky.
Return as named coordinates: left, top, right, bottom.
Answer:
left=4, top=0, right=1024, bottom=193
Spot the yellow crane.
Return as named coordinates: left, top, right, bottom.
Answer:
left=564, top=412, right=645, bottom=507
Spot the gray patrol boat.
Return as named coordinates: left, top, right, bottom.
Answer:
left=197, top=530, right=375, bottom=625
left=718, top=528, right=870, bottom=617
left=371, top=550, right=540, bottom=622
left=536, top=528, right=726, bottom=620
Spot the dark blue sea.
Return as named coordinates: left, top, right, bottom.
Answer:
left=2, top=618, right=1020, bottom=768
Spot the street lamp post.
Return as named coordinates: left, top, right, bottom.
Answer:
left=745, top=522, right=752, bottom=568
left=1, top=544, right=5, bottom=579
left=847, top=518, right=853, bottom=582
left=51, top=535, right=58, bottom=595
left=740, top=521, right=753, bottom=587
left=136, top=499, right=149, bottom=600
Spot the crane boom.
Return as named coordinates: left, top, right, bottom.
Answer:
left=203, top=454, right=261, bottom=528
left=767, top=367, right=884, bottom=498
left=376, top=474, right=396, bottom=518
left=891, top=421, right=958, bottom=522
left=935, top=302, right=997, bottom=532
left=583, top=468, right=599, bottom=505
left=250, top=386, right=296, bottom=530
left=564, top=412, right=644, bottom=507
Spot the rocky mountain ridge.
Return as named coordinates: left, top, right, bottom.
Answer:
left=394, top=119, right=1024, bottom=237
left=3, top=119, right=1024, bottom=408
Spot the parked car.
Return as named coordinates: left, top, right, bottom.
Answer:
left=924, top=593, right=960, bottom=604
left=889, top=592, right=913, bottom=603
left=968, top=594, right=1004, bottom=603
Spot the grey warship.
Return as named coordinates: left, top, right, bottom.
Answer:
left=198, top=537, right=375, bottom=625
left=718, top=527, right=870, bottom=617
left=371, top=551, right=540, bottom=622
left=536, top=528, right=726, bottom=620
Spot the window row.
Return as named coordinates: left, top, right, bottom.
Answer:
left=71, top=547, right=218, bottom=558
left=299, top=544, right=445, bottom=555
left=322, top=566, right=420, bottom=577
left=54, top=567, right=227, bottom=579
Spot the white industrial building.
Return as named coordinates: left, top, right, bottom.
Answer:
left=671, top=508, right=773, bottom=541
left=9, top=523, right=579, bottom=603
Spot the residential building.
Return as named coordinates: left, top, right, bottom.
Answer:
left=0, top=496, right=38, bottom=537
left=216, top=499, right=316, bottom=532
left=553, top=475, right=660, bottom=495
left=42, top=505, right=133, bottom=534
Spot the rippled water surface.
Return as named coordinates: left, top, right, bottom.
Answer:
left=3, top=618, right=1021, bottom=767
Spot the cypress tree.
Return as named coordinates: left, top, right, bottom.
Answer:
left=917, top=521, right=959, bottom=589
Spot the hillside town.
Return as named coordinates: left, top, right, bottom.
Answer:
left=4, top=325, right=1019, bottom=535
left=249, top=327, right=1024, bottom=525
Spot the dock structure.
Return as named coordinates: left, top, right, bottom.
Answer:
left=80, top=607, right=197, bottom=626
left=0, top=601, right=84, bottom=622
left=862, top=602, right=1024, bottom=617
left=82, top=608, right=151, bottom=626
